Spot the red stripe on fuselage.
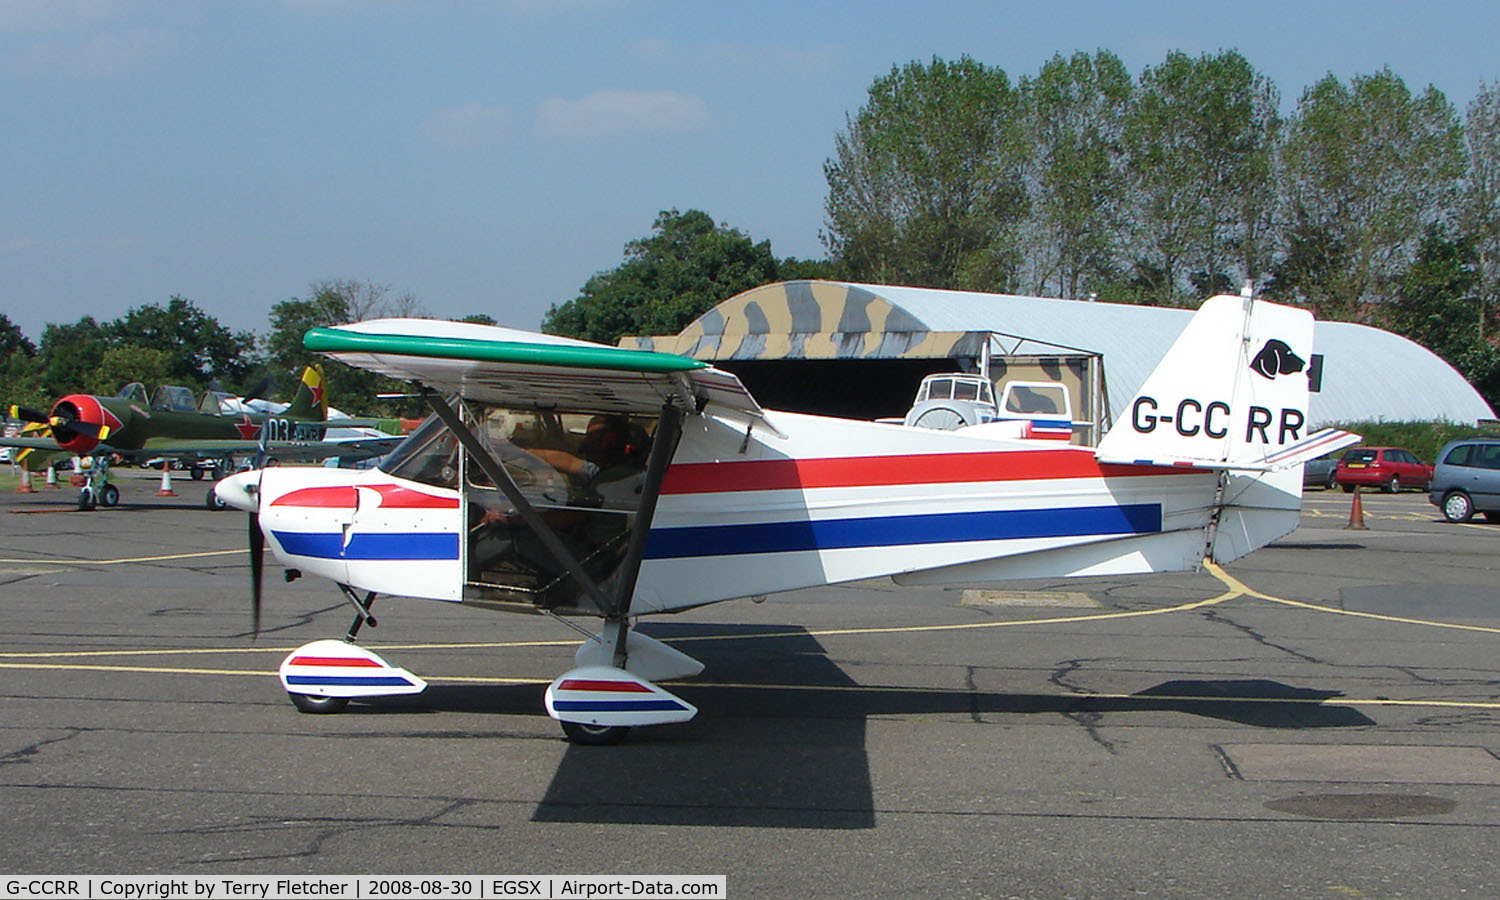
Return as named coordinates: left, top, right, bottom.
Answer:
left=270, top=484, right=458, bottom=509
left=660, top=450, right=1197, bottom=495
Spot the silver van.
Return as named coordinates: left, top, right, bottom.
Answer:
left=1429, top=437, right=1500, bottom=522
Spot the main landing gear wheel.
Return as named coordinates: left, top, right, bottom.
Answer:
left=206, top=488, right=227, bottom=510
left=77, top=488, right=96, bottom=511
left=561, top=720, right=631, bottom=746
left=288, top=693, right=350, bottom=714
left=99, top=483, right=119, bottom=507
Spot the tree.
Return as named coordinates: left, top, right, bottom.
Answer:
left=1462, top=81, right=1500, bottom=335
left=1280, top=68, right=1465, bottom=317
left=105, top=296, right=258, bottom=390
left=38, top=317, right=107, bottom=397
left=1123, top=50, right=1281, bottom=304
left=265, top=281, right=424, bottom=415
left=89, top=345, right=174, bottom=396
left=0, top=314, right=36, bottom=365
left=542, top=209, right=781, bottom=345
left=1020, top=50, right=1134, bottom=298
left=823, top=56, right=1030, bottom=290
left=1384, top=226, right=1500, bottom=408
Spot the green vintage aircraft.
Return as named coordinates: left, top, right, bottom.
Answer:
left=3, top=366, right=402, bottom=510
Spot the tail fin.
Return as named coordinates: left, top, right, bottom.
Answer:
left=1096, top=294, right=1359, bottom=565
left=1096, top=294, right=1356, bottom=469
left=286, top=365, right=328, bottom=420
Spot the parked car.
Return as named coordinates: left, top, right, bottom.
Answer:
left=1303, top=453, right=1339, bottom=489
left=1334, top=446, right=1432, bottom=493
left=1428, top=437, right=1500, bottom=522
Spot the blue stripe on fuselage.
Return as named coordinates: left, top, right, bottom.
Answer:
left=642, top=504, right=1161, bottom=560
left=271, top=531, right=459, bottom=560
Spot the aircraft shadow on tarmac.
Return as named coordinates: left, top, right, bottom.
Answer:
left=355, top=623, right=1373, bottom=830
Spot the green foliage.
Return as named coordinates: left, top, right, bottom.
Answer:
left=89, top=345, right=174, bottom=396
left=1125, top=50, right=1280, bottom=304
left=106, top=295, right=259, bottom=389
left=1021, top=50, right=1133, bottom=298
left=1279, top=68, right=1464, bottom=316
left=266, top=284, right=412, bottom=415
left=824, top=56, right=1029, bottom=290
left=0, top=314, right=36, bottom=363
left=1332, top=420, right=1499, bottom=464
left=542, top=209, right=782, bottom=345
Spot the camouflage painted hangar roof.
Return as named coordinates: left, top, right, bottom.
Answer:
left=620, top=280, right=1494, bottom=426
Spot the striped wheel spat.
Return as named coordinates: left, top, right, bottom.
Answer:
left=544, top=666, right=697, bottom=727
left=279, top=639, right=427, bottom=698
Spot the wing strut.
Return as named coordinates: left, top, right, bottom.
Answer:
left=601, top=402, right=683, bottom=665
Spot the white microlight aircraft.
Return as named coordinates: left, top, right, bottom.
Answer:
left=215, top=294, right=1358, bottom=744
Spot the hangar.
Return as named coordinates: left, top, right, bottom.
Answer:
left=619, top=280, right=1494, bottom=440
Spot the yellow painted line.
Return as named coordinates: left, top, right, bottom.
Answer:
left=1203, top=559, right=1500, bottom=635
left=0, top=549, right=242, bottom=565
left=0, top=639, right=577, bottom=659
left=0, top=661, right=271, bottom=677
left=5, top=661, right=1499, bottom=712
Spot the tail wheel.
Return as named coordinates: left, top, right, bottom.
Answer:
left=289, top=693, right=350, bottom=714
left=561, top=720, right=630, bottom=746
left=1384, top=476, right=1400, bottom=493
left=1325, top=470, right=1338, bottom=490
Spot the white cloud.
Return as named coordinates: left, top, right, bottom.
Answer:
left=535, top=88, right=709, bottom=138
left=10, top=27, right=175, bottom=78
left=423, top=104, right=515, bottom=149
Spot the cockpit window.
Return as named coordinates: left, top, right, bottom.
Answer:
left=459, top=402, right=659, bottom=612
left=150, top=385, right=196, bottom=412
left=380, top=411, right=460, bottom=487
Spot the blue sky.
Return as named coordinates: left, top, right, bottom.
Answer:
left=4, top=0, right=1500, bottom=345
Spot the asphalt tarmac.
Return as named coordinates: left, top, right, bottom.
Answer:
left=2, top=470, right=1498, bottom=898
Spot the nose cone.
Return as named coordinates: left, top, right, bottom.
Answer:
left=214, top=469, right=260, bottom=512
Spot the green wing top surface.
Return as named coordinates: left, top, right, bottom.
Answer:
left=304, top=320, right=768, bottom=422
left=303, top=328, right=708, bottom=374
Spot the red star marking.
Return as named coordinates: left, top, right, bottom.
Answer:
left=310, top=384, right=325, bottom=409
left=234, top=416, right=263, bottom=440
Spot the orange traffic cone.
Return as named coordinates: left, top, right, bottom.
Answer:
left=44, top=465, right=59, bottom=488
left=1346, top=486, right=1366, bottom=530
left=15, top=467, right=36, bottom=493
left=156, top=465, right=177, bottom=497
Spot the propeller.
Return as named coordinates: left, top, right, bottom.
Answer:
left=10, top=403, right=109, bottom=440
left=10, top=404, right=50, bottom=424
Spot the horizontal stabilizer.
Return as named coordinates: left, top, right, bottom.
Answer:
left=1097, top=427, right=1361, bottom=473
left=545, top=666, right=698, bottom=728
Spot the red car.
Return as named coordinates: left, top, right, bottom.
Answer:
left=1335, top=446, right=1432, bottom=493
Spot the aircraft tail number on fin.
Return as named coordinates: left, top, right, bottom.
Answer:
left=1095, top=295, right=1349, bottom=469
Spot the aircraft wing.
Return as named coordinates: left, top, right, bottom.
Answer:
left=0, top=436, right=71, bottom=452
left=303, top=318, right=772, bottom=427
left=123, top=437, right=403, bottom=462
